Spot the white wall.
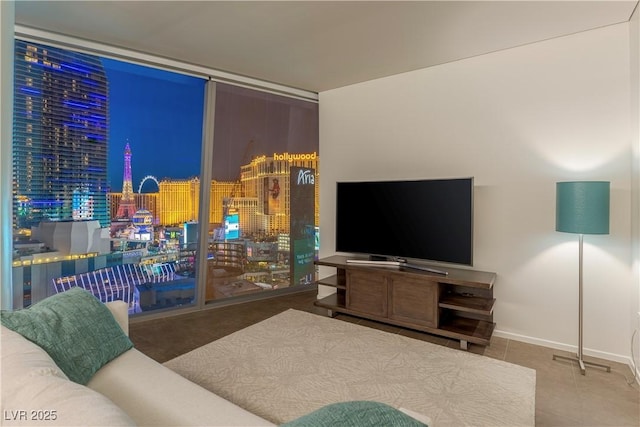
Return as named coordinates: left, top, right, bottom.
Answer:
left=319, top=24, right=634, bottom=362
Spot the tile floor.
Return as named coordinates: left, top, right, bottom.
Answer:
left=129, top=290, right=640, bottom=427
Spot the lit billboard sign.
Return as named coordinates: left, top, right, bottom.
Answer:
left=290, top=166, right=316, bottom=285
left=225, top=213, right=240, bottom=240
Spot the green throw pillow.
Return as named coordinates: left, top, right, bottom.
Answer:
left=1, top=287, right=133, bottom=385
left=282, top=401, right=427, bottom=427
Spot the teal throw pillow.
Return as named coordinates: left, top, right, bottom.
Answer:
left=1, top=287, right=133, bottom=385
left=282, top=401, right=427, bottom=427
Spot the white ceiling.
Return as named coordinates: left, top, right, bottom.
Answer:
left=14, top=1, right=639, bottom=93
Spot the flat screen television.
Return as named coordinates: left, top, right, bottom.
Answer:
left=335, top=177, right=474, bottom=266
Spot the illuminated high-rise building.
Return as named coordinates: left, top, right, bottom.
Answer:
left=209, top=180, right=237, bottom=224
left=240, top=152, right=319, bottom=235
left=158, top=177, right=200, bottom=225
left=13, top=40, right=109, bottom=229
left=116, top=143, right=136, bottom=218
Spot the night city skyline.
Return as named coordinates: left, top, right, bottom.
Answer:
left=103, top=58, right=204, bottom=192
left=12, top=39, right=318, bottom=232
left=11, top=38, right=319, bottom=313
left=104, top=60, right=319, bottom=193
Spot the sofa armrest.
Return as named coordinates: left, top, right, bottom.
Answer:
left=105, top=301, right=129, bottom=336
left=90, top=349, right=276, bottom=426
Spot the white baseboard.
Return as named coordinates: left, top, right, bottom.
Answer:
left=494, top=330, right=640, bottom=384
left=493, top=329, right=635, bottom=371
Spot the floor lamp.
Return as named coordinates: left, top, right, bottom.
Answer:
left=553, top=181, right=611, bottom=375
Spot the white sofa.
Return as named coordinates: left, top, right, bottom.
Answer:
left=2, top=291, right=432, bottom=427
left=1, top=300, right=275, bottom=427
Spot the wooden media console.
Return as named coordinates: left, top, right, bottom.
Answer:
left=314, top=255, right=497, bottom=349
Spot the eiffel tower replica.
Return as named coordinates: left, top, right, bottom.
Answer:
left=116, top=143, right=137, bottom=219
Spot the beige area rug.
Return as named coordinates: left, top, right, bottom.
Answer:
left=164, top=309, right=535, bottom=426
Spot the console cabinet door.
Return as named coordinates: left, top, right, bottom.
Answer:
left=346, top=271, right=388, bottom=317
left=388, top=276, right=438, bottom=328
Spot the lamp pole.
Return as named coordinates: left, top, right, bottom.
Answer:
left=577, top=233, right=585, bottom=373
left=553, top=181, right=611, bottom=375
left=553, top=232, right=611, bottom=375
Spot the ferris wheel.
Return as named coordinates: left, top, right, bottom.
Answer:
left=138, top=175, right=160, bottom=193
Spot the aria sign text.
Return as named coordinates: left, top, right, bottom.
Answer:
left=296, top=169, right=315, bottom=185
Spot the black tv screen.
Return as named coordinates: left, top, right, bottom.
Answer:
left=335, top=178, right=474, bottom=266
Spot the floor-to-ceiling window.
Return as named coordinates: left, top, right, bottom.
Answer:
left=12, top=39, right=205, bottom=314
left=204, top=83, right=319, bottom=303
left=10, top=37, right=319, bottom=315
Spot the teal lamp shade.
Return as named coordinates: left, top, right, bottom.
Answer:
left=556, top=181, right=610, bottom=235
